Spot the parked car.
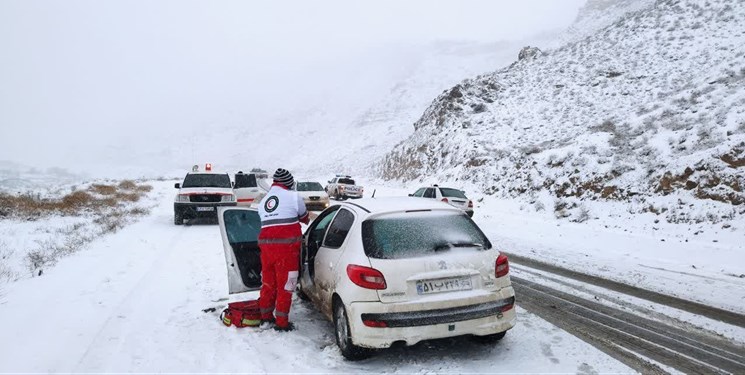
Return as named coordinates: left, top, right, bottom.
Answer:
left=233, top=171, right=270, bottom=206
left=325, top=175, right=364, bottom=200
left=174, top=164, right=236, bottom=225
left=297, top=181, right=330, bottom=211
left=410, top=185, right=474, bottom=217
left=217, top=197, right=515, bottom=360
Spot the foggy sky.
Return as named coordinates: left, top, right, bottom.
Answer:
left=0, top=0, right=586, bottom=175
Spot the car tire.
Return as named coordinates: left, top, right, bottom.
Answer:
left=174, top=211, right=183, bottom=225
left=333, top=299, right=371, bottom=361
left=471, top=330, right=506, bottom=344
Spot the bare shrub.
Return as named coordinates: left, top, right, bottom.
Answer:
left=115, top=192, right=140, bottom=203
left=118, top=180, right=137, bottom=190
left=534, top=201, right=545, bottom=212
left=571, top=205, right=591, bottom=223
left=554, top=199, right=571, bottom=219
left=129, top=207, right=150, bottom=216
left=0, top=242, right=18, bottom=283
left=61, top=191, right=94, bottom=210
left=89, top=184, right=117, bottom=196
left=138, top=184, right=152, bottom=192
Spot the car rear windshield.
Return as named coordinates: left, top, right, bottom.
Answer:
left=338, top=178, right=355, bottom=185
left=182, top=173, right=232, bottom=188
left=361, top=211, right=491, bottom=259
left=234, top=173, right=257, bottom=188
left=440, top=188, right=467, bottom=199
left=297, top=182, right=324, bottom=191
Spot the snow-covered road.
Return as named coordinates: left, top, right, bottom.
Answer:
left=0, top=181, right=632, bottom=373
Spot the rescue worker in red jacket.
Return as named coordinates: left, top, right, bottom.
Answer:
left=257, top=168, right=309, bottom=331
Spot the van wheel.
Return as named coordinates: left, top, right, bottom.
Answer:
left=333, top=300, right=371, bottom=361
left=471, top=331, right=506, bottom=344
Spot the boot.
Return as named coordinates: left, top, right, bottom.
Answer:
left=273, top=322, right=295, bottom=332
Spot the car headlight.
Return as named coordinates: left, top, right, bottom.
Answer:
left=176, top=194, right=190, bottom=202
left=222, top=194, right=236, bottom=202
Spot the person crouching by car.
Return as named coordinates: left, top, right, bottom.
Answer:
left=257, top=168, right=309, bottom=331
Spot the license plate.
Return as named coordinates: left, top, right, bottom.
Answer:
left=196, top=206, right=215, bottom=212
left=416, top=276, right=472, bottom=295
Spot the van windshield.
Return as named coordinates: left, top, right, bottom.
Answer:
left=182, top=173, right=232, bottom=188
left=361, top=211, right=491, bottom=259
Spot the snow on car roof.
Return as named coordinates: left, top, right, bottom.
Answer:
left=341, top=197, right=458, bottom=214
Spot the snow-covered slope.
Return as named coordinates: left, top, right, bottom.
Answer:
left=378, top=0, right=745, bottom=223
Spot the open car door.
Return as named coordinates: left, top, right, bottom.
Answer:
left=217, top=207, right=262, bottom=294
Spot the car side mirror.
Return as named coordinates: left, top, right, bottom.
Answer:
left=231, top=181, right=235, bottom=187
left=408, top=194, right=413, bottom=197
left=328, top=180, right=332, bottom=184
left=174, top=183, right=180, bottom=189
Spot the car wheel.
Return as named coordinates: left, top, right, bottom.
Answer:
left=174, top=211, right=183, bottom=225
left=333, top=299, right=371, bottom=361
left=471, top=330, right=506, bottom=344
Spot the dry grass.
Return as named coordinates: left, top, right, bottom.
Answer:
left=89, top=184, right=117, bottom=195
left=118, top=180, right=137, bottom=190
left=0, top=180, right=154, bottom=220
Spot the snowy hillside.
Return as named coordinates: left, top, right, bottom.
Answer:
left=379, top=0, right=745, bottom=223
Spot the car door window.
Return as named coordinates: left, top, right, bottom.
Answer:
left=323, top=208, right=354, bottom=248
left=307, top=207, right=339, bottom=255
left=424, top=188, right=435, bottom=198
left=413, top=188, right=426, bottom=197
left=305, top=207, right=339, bottom=279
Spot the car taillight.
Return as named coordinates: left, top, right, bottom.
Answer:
left=221, top=194, right=235, bottom=202
left=496, top=253, right=509, bottom=278
left=500, top=302, right=515, bottom=312
left=347, top=265, right=386, bottom=290
left=441, top=198, right=449, bottom=203
left=362, top=319, right=388, bottom=328
left=468, top=200, right=473, bottom=208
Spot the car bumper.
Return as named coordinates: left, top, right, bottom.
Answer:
left=304, top=201, right=330, bottom=211
left=174, top=202, right=237, bottom=218
left=346, top=287, right=516, bottom=348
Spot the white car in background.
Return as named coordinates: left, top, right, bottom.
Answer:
left=217, top=198, right=515, bottom=360
left=233, top=171, right=271, bottom=206
left=297, top=181, right=330, bottom=211
left=410, top=185, right=474, bottom=217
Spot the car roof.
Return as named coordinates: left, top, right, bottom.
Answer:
left=340, top=197, right=459, bottom=215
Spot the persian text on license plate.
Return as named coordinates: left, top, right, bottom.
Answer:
left=196, top=206, right=215, bottom=212
left=416, top=276, right=472, bottom=295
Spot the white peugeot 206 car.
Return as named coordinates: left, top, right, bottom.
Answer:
left=216, top=197, right=515, bottom=360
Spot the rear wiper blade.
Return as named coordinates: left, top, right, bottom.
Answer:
left=433, top=242, right=483, bottom=251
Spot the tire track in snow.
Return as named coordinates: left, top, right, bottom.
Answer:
left=513, top=276, right=745, bottom=374
left=72, top=223, right=189, bottom=371
left=507, top=252, right=745, bottom=328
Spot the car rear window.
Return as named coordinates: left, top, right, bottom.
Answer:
left=297, top=182, right=324, bottom=191
left=361, top=211, right=491, bottom=259
left=440, top=188, right=467, bottom=199
left=234, top=173, right=258, bottom=188
left=182, top=173, right=232, bottom=188
left=338, top=178, right=355, bottom=185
